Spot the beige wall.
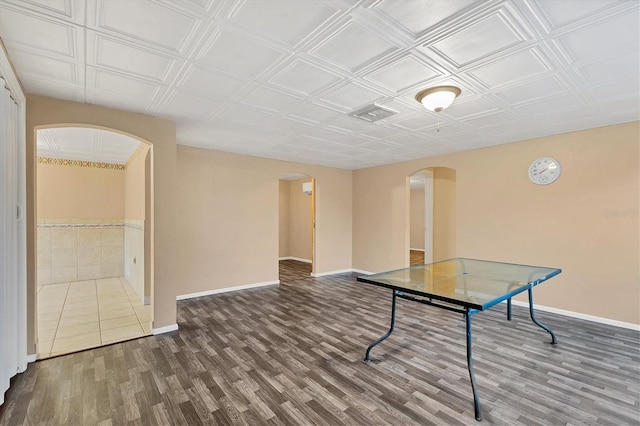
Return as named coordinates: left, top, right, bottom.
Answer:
left=37, top=163, right=124, bottom=219
left=410, top=187, right=425, bottom=250
left=278, top=180, right=290, bottom=258
left=176, top=146, right=352, bottom=295
left=124, top=145, right=148, bottom=220
left=433, top=167, right=456, bottom=261
left=26, top=95, right=177, bottom=355
left=353, top=122, right=639, bottom=324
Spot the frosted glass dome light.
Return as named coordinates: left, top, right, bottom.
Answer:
left=415, top=86, right=461, bottom=112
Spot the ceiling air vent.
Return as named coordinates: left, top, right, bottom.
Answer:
left=349, top=104, right=397, bottom=123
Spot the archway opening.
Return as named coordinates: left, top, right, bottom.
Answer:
left=35, top=126, right=153, bottom=358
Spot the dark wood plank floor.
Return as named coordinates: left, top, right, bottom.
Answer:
left=1, top=260, right=639, bottom=425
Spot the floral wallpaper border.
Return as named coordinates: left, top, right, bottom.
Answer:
left=37, top=157, right=124, bottom=170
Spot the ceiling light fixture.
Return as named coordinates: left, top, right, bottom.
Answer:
left=415, top=85, right=461, bottom=112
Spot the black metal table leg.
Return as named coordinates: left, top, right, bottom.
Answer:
left=465, top=310, right=482, bottom=421
left=364, top=290, right=397, bottom=362
left=507, top=298, right=512, bottom=321
left=528, top=287, right=557, bottom=344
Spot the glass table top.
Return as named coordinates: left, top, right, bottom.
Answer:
left=357, top=258, right=561, bottom=310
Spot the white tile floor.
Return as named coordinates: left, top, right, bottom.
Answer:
left=37, top=277, right=152, bottom=359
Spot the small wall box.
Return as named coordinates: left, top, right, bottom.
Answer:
left=302, top=182, right=313, bottom=195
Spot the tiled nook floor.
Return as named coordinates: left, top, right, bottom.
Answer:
left=37, top=277, right=152, bottom=359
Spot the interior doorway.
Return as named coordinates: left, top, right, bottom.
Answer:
left=35, top=127, right=153, bottom=358
left=278, top=173, right=315, bottom=280
left=408, top=167, right=456, bottom=266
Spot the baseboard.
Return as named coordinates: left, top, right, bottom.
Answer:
left=26, top=353, right=36, bottom=363
left=311, top=268, right=374, bottom=277
left=509, top=299, right=640, bottom=331
left=311, top=269, right=354, bottom=277
left=410, top=248, right=425, bottom=252
left=351, top=269, right=374, bottom=275
left=176, top=280, right=280, bottom=301
left=279, top=256, right=312, bottom=263
left=152, top=324, right=178, bottom=335
left=144, top=295, right=150, bottom=305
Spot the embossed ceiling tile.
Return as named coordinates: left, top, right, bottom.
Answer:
left=96, top=0, right=198, bottom=52
left=287, top=102, right=343, bottom=123
left=19, top=77, right=83, bottom=102
left=494, top=75, right=567, bottom=105
left=320, top=82, right=384, bottom=110
left=578, top=51, right=639, bottom=86
left=557, top=12, right=639, bottom=62
left=156, top=90, right=226, bottom=120
left=373, top=99, right=419, bottom=120
left=469, top=49, right=550, bottom=88
left=303, top=126, right=348, bottom=142
left=514, top=93, right=583, bottom=117
left=358, top=124, right=404, bottom=140
left=443, top=97, right=497, bottom=119
left=2, top=0, right=86, bottom=24
left=89, top=68, right=160, bottom=100
left=96, top=131, right=141, bottom=156
left=374, top=0, right=477, bottom=35
left=463, top=111, right=517, bottom=129
left=358, top=141, right=400, bottom=153
left=430, top=12, right=528, bottom=66
left=239, top=86, right=304, bottom=113
left=260, top=117, right=314, bottom=134
left=364, top=55, right=440, bottom=92
left=197, top=30, right=284, bottom=77
left=592, top=76, right=640, bottom=102
left=88, top=91, right=153, bottom=115
left=91, top=34, right=177, bottom=81
left=0, top=7, right=77, bottom=57
left=535, top=107, right=600, bottom=128
left=311, top=20, right=399, bottom=72
left=478, top=120, right=533, bottom=136
left=219, top=105, right=276, bottom=126
left=331, top=134, right=376, bottom=148
left=230, top=0, right=337, bottom=46
left=392, top=111, right=436, bottom=131
left=326, top=115, right=379, bottom=133
left=7, top=49, right=77, bottom=83
left=221, top=105, right=311, bottom=134
left=270, top=60, right=342, bottom=96
left=532, top=0, right=620, bottom=30
left=178, top=65, right=248, bottom=99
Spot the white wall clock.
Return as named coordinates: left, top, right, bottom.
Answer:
left=528, top=157, right=561, bottom=185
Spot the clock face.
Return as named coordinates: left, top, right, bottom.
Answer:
left=529, top=157, right=561, bottom=185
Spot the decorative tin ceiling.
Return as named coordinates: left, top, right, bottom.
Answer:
left=1, top=0, right=638, bottom=169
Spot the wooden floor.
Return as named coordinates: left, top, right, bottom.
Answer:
left=1, top=260, right=639, bottom=425
left=410, top=250, right=425, bottom=265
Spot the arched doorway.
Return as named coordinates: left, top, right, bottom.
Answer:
left=408, top=167, right=456, bottom=266
left=35, top=126, right=153, bottom=358
left=278, top=173, right=315, bottom=280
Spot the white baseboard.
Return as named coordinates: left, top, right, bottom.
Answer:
left=279, top=256, right=312, bottom=263
left=509, top=299, right=640, bottom=331
left=351, top=269, right=374, bottom=275
left=144, top=295, right=150, bottom=305
left=311, top=268, right=374, bottom=277
left=410, top=248, right=425, bottom=252
left=26, top=353, right=36, bottom=363
left=152, top=324, right=178, bottom=335
left=311, top=269, right=354, bottom=277
left=177, top=280, right=280, bottom=301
